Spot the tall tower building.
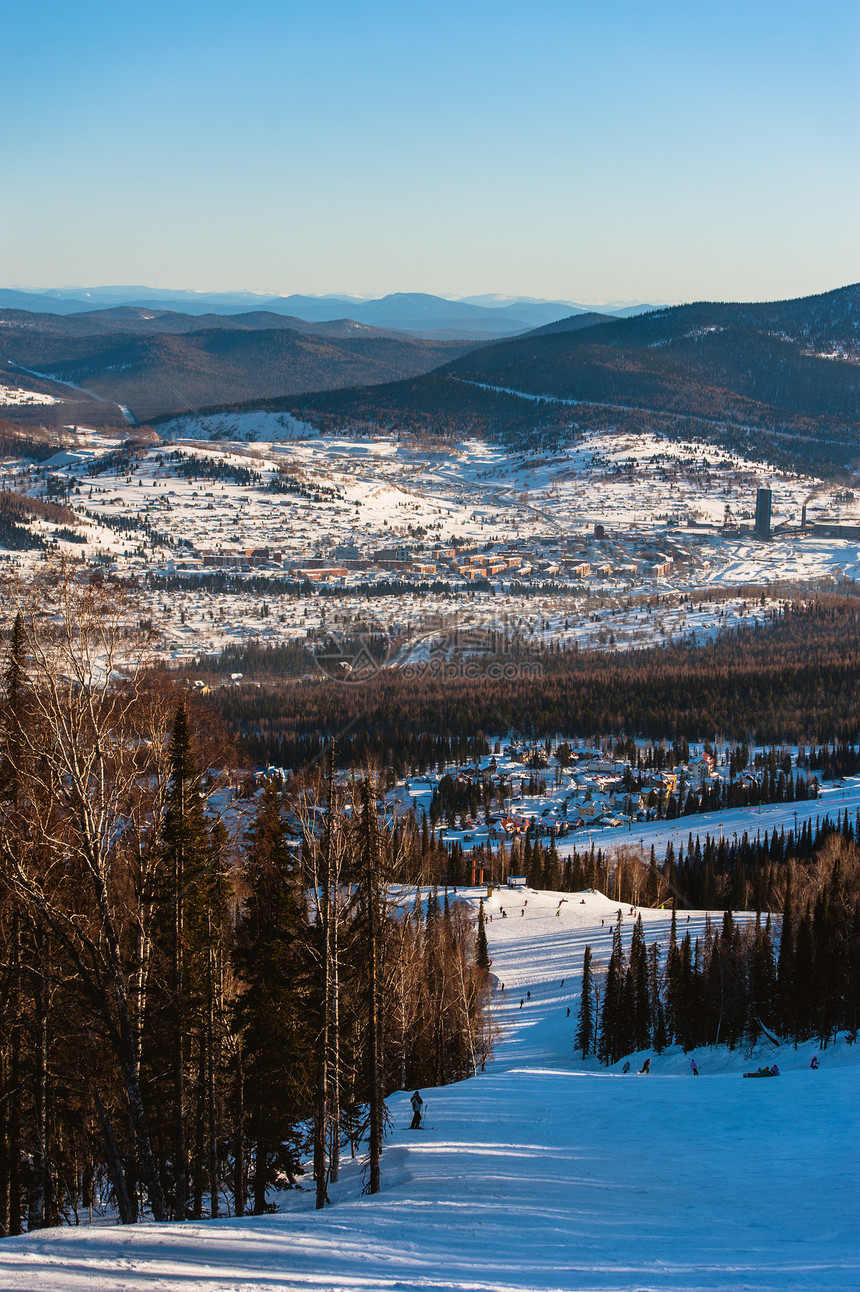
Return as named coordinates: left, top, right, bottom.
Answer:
left=754, top=487, right=772, bottom=540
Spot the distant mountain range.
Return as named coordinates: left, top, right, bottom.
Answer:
left=0, top=287, right=657, bottom=337
left=259, top=284, right=860, bottom=476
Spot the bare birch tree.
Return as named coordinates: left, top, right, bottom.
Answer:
left=0, top=567, right=182, bottom=1221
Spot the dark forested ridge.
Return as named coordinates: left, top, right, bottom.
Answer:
left=0, top=312, right=478, bottom=422
left=212, top=596, right=860, bottom=774
left=264, top=284, right=860, bottom=475
left=0, top=305, right=445, bottom=340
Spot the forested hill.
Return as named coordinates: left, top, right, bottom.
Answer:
left=270, top=285, right=860, bottom=475
left=500, top=282, right=860, bottom=354
left=0, top=312, right=478, bottom=422
left=440, top=282, right=860, bottom=411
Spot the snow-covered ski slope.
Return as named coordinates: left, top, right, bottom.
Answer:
left=1, top=888, right=856, bottom=1292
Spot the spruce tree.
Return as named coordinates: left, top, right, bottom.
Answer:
left=234, top=778, right=314, bottom=1214
left=629, top=916, right=651, bottom=1053
left=158, top=700, right=221, bottom=1218
left=575, top=945, right=594, bottom=1058
left=0, top=614, right=27, bottom=1234
left=164, top=704, right=191, bottom=1215
left=599, top=916, right=625, bottom=1064
left=475, top=900, right=490, bottom=972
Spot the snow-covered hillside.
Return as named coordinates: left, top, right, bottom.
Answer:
left=0, top=888, right=856, bottom=1291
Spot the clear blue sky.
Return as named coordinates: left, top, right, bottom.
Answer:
left=2, top=0, right=857, bottom=303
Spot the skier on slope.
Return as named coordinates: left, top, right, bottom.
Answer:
left=409, top=1091, right=424, bottom=1129
left=690, top=1058, right=699, bottom=1076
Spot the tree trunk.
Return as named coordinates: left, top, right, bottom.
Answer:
left=91, top=1086, right=135, bottom=1225
left=173, top=838, right=186, bottom=1220
left=253, top=1129, right=267, bottom=1215
left=314, top=771, right=333, bottom=1210
left=28, top=932, right=49, bottom=1231
left=329, top=906, right=341, bottom=1185
left=207, top=922, right=219, bottom=1219
left=192, top=1040, right=205, bottom=1220
left=361, top=781, right=382, bottom=1195
left=233, top=1047, right=244, bottom=1217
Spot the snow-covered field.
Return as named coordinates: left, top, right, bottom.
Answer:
left=0, top=382, right=62, bottom=406
left=2, top=427, right=859, bottom=668
left=0, top=887, right=855, bottom=1292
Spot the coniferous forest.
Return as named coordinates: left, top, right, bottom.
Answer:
left=0, top=575, right=490, bottom=1232
left=218, top=596, right=860, bottom=773
left=578, top=821, right=860, bottom=1067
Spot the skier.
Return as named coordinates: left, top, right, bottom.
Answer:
left=409, top=1091, right=424, bottom=1129
left=566, top=1007, right=570, bottom=1017
left=690, top=1058, right=698, bottom=1076
left=526, top=990, right=530, bottom=999
left=519, top=998, right=524, bottom=1008
left=639, top=1058, right=651, bottom=1074
left=810, top=1054, right=819, bottom=1069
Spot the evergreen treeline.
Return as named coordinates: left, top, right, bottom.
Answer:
left=212, top=596, right=860, bottom=771
left=0, top=579, right=491, bottom=1233
left=0, top=490, right=84, bottom=552
left=165, top=450, right=262, bottom=489
left=579, top=821, right=860, bottom=1064
left=470, top=807, right=860, bottom=917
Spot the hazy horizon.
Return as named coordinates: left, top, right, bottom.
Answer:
left=6, top=281, right=856, bottom=310
left=4, top=283, right=674, bottom=308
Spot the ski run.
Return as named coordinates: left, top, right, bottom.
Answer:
left=0, top=885, right=856, bottom=1292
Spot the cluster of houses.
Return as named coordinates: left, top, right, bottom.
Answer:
left=392, top=745, right=725, bottom=852
left=173, top=533, right=682, bottom=588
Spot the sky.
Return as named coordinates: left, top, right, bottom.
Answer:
left=2, top=0, right=858, bottom=304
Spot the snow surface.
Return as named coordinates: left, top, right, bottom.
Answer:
left=0, top=382, right=62, bottom=406
left=555, top=772, right=860, bottom=862
left=0, top=888, right=856, bottom=1291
